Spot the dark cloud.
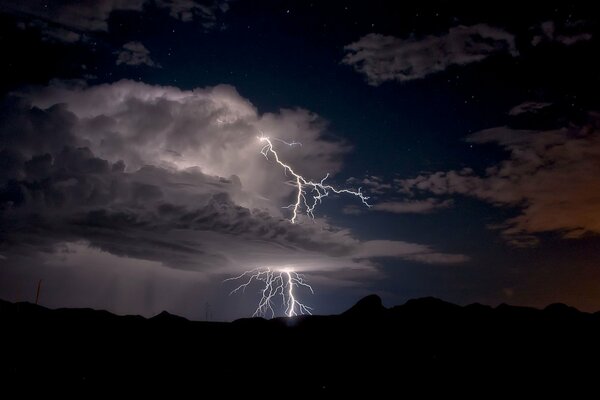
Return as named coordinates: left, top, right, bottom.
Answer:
left=115, top=41, right=160, bottom=67
left=156, top=0, right=230, bottom=27
left=399, top=112, right=600, bottom=247
left=342, top=24, right=517, bottom=85
left=531, top=20, right=592, bottom=46
left=355, top=240, right=468, bottom=264
left=0, top=0, right=231, bottom=42
left=0, top=242, right=212, bottom=318
left=16, top=20, right=82, bottom=43
left=346, top=175, right=391, bottom=195
left=373, top=198, right=454, bottom=214
left=345, top=176, right=454, bottom=215
left=0, top=0, right=145, bottom=32
left=0, top=81, right=467, bottom=290
left=508, top=102, right=552, bottom=116
left=0, top=96, right=78, bottom=160
left=0, top=140, right=352, bottom=272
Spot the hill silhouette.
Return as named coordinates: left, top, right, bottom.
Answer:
left=2, top=295, right=599, bottom=395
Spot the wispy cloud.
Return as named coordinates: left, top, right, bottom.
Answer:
left=342, top=24, right=517, bottom=85
left=115, top=41, right=160, bottom=67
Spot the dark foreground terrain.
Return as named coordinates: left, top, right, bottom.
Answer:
left=2, top=295, right=600, bottom=395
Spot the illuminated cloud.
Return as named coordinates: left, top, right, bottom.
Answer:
left=23, top=80, right=348, bottom=210
left=1, top=80, right=467, bottom=285
left=400, top=114, right=600, bottom=246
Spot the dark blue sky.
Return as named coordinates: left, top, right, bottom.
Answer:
left=1, top=0, right=599, bottom=319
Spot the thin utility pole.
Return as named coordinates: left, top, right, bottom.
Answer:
left=35, top=279, right=42, bottom=305
left=205, top=302, right=211, bottom=321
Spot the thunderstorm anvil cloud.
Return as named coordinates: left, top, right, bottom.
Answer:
left=0, top=79, right=467, bottom=316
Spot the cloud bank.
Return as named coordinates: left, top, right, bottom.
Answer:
left=0, top=80, right=467, bottom=293
left=399, top=112, right=600, bottom=246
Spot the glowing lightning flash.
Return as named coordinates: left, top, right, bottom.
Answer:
left=224, top=136, right=370, bottom=318
left=225, top=268, right=314, bottom=318
left=258, top=136, right=371, bottom=223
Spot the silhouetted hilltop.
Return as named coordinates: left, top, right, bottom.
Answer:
left=342, top=293, right=385, bottom=317
left=2, top=295, right=600, bottom=395
left=150, top=310, right=189, bottom=323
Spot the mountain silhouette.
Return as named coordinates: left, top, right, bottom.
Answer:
left=150, top=310, right=189, bottom=323
left=342, top=294, right=385, bottom=316
left=2, top=296, right=599, bottom=396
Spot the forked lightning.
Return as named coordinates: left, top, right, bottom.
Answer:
left=225, top=135, right=372, bottom=318
left=225, top=267, right=314, bottom=318
left=259, top=135, right=371, bottom=223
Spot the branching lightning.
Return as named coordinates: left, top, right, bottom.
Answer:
left=225, top=267, right=314, bottom=318
left=259, top=135, right=371, bottom=223
left=224, top=136, right=370, bottom=318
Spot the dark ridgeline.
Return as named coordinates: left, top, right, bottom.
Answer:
left=2, top=295, right=599, bottom=395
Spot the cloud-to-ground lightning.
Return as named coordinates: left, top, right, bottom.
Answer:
left=224, top=267, right=314, bottom=318
left=259, top=135, right=371, bottom=223
left=225, top=136, right=371, bottom=318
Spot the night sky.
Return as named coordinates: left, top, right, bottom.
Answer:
left=1, top=0, right=599, bottom=320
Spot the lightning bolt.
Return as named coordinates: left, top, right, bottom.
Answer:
left=223, top=136, right=370, bottom=318
left=259, top=135, right=371, bottom=223
left=225, top=267, right=314, bottom=318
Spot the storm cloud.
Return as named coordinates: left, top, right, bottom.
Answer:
left=0, top=80, right=466, bottom=295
